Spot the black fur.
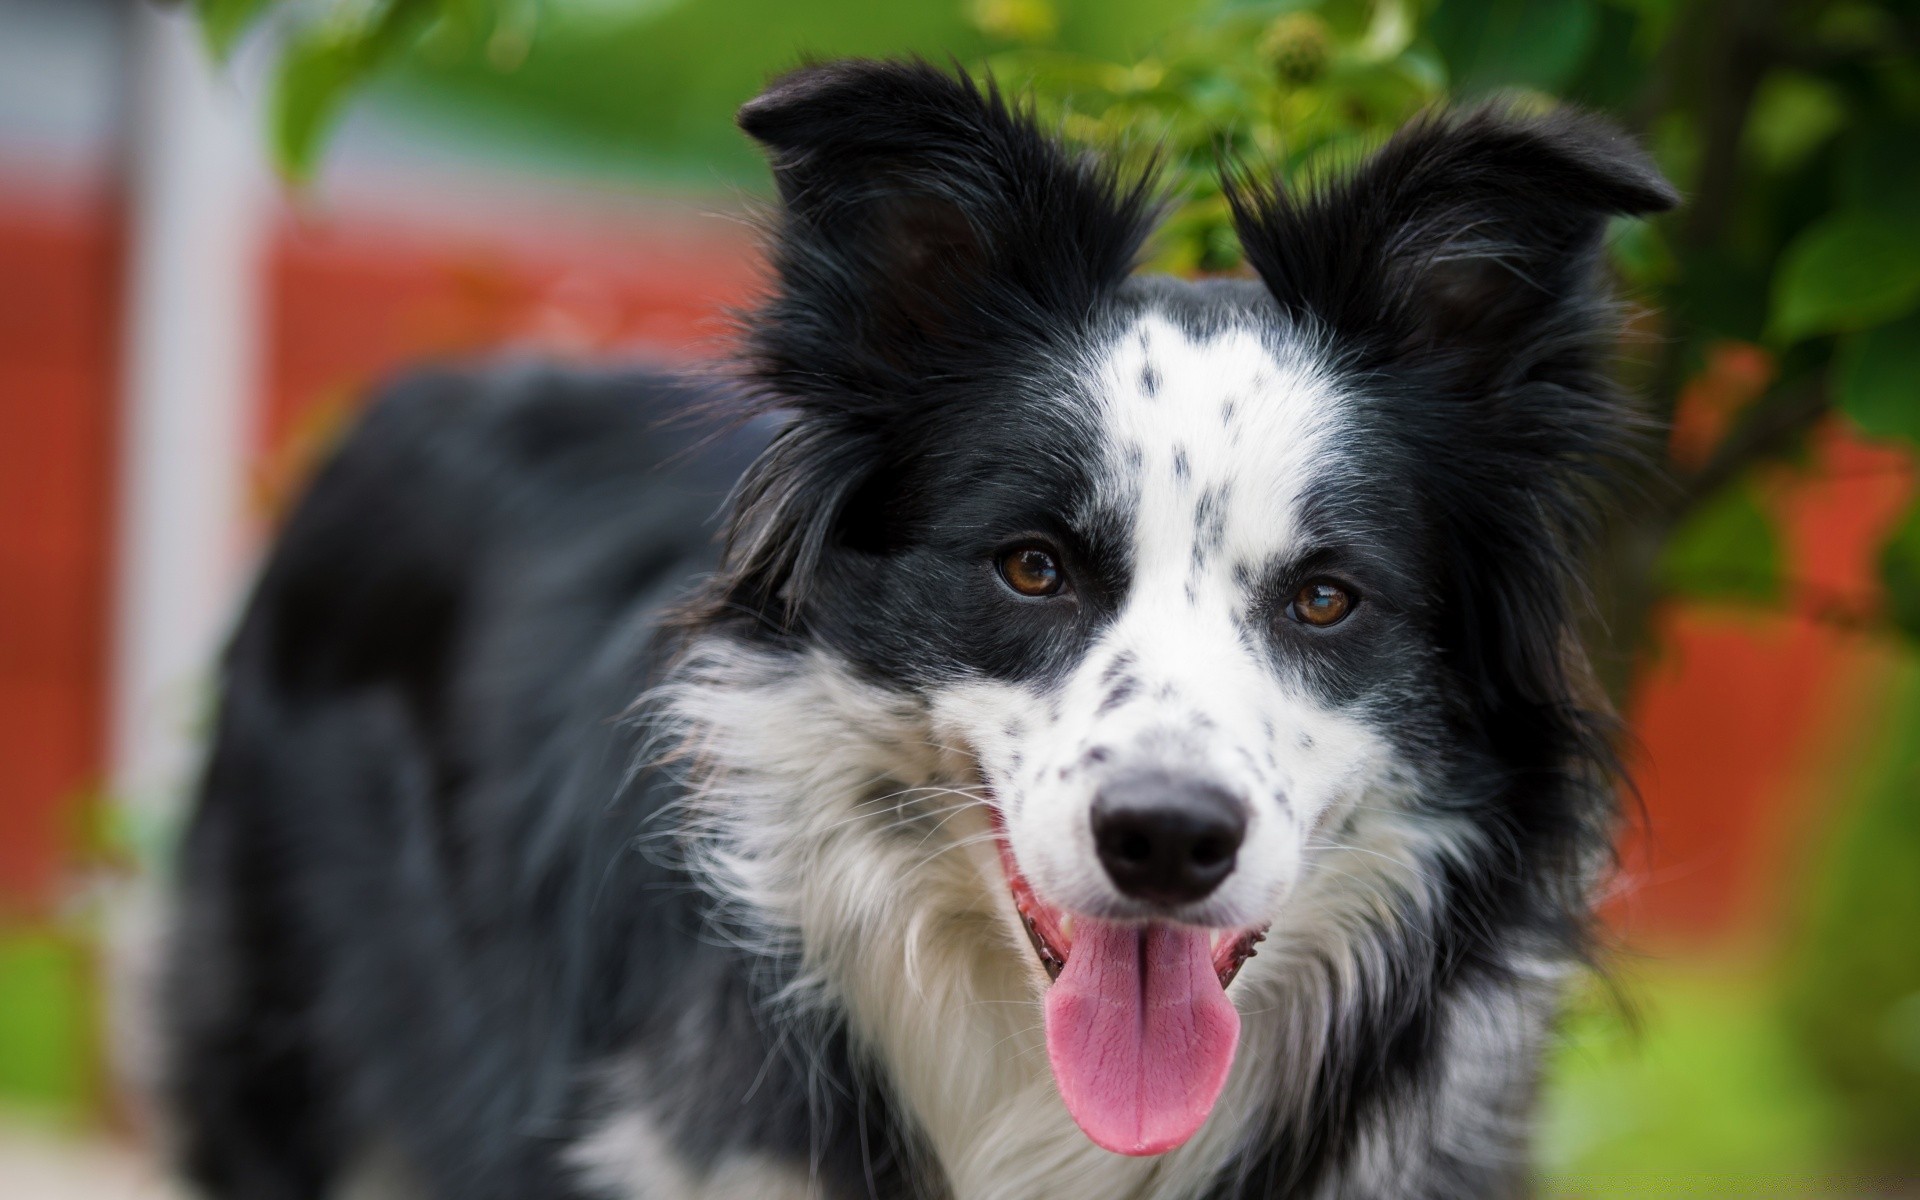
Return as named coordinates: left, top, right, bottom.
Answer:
left=165, top=60, right=1675, bottom=1200
left=165, top=367, right=921, bottom=1198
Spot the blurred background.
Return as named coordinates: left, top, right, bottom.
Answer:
left=0, top=0, right=1916, bottom=1195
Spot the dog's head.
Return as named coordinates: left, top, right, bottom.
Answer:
left=708, top=60, right=1674, bottom=1157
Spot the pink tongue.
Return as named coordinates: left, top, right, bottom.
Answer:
left=1042, top=918, right=1240, bottom=1156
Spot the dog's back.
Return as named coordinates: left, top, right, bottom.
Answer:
left=164, top=365, right=760, bottom=1198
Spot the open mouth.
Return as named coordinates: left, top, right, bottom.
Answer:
left=997, top=837, right=1264, bottom=988
left=990, top=814, right=1267, bottom=1158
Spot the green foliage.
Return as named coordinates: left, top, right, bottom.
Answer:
left=1782, top=656, right=1920, bottom=1167
left=1540, top=971, right=1847, bottom=1185
left=1771, top=212, right=1920, bottom=343
left=1882, top=502, right=1920, bottom=641
left=1656, top=480, right=1783, bottom=605
left=1840, top=312, right=1920, bottom=443
left=0, top=929, right=92, bottom=1123
left=1427, top=0, right=1596, bottom=97
left=270, top=0, right=442, bottom=179
left=981, top=2, right=1444, bottom=274
left=200, top=0, right=1208, bottom=187
left=390, top=0, right=998, bottom=188
left=195, top=0, right=278, bottom=59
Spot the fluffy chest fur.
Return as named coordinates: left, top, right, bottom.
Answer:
left=641, top=632, right=1550, bottom=1200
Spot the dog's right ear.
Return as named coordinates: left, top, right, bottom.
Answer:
left=737, top=59, right=1159, bottom=403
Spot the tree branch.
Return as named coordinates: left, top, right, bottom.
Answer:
left=1668, top=378, right=1831, bottom=518
left=1638, top=0, right=1777, bottom=424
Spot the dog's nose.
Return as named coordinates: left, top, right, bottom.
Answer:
left=1091, top=773, right=1246, bottom=905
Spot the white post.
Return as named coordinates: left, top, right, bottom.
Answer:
left=111, top=3, right=267, bottom=831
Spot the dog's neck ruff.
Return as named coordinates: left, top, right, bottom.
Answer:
left=655, top=635, right=1535, bottom=1200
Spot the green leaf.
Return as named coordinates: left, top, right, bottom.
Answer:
left=1742, top=70, right=1847, bottom=176
left=1839, top=312, right=1920, bottom=443
left=195, top=0, right=279, bottom=60
left=1427, top=0, right=1597, bottom=96
left=1771, top=212, right=1920, bottom=343
left=0, top=929, right=92, bottom=1121
left=1608, top=212, right=1674, bottom=288
left=1883, top=502, right=1920, bottom=642
left=270, top=0, right=439, bottom=182
left=1783, top=656, right=1920, bottom=1160
left=1658, top=480, right=1783, bottom=604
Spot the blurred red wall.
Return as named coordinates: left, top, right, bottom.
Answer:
left=1617, top=426, right=1913, bottom=949
left=0, top=195, right=121, bottom=909
left=0, top=187, right=757, bottom=917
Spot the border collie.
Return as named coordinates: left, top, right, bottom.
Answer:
left=164, top=59, right=1677, bottom=1200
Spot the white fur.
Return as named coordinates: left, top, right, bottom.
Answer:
left=569, top=1103, right=818, bottom=1200
left=982, top=314, right=1391, bottom=932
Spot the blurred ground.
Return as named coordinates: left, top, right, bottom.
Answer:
left=0, top=1120, right=178, bottom=1200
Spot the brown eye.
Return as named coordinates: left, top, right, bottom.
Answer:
left=1291, top=580, right=1354, bottom=627
left=999, top=545, right=1064, bottom=597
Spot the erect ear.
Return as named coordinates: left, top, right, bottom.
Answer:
left=1226, top=103, right=1678, bottom=375
left=737, top=59, right=1159, bottom=401
left=1227, top=107, right=1676, bottom=742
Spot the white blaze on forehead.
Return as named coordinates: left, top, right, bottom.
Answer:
left=1092, top=312, right=1347, bottom=613
left=950, top=310, right=1378, bottom=927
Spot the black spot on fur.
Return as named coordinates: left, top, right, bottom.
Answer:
left=1141, top=363, right=1162, bottom=397
left=1193, top=485, right=1230, bottom=556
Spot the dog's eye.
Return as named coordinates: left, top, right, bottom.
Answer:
left=999, top=545, right=1064, bottom=598
left=1290, top=581, right=1354, bottom=627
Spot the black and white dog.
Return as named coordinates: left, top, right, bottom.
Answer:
left=164, top=59, right=1677, bottom=1200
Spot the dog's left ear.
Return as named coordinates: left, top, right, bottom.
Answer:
left=738, top=59, right=1159, bottom=400
left=1227, top=104, right=1677, bottom=375
left=1230, top=108, right=1676, bottom=748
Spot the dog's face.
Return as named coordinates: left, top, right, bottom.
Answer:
left=927, top=312, right=1399, bottom=937
left=718, top=61, right=1674, bottom=1157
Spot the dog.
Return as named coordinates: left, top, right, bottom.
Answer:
left=162, top=59, right=1677, bottom=1200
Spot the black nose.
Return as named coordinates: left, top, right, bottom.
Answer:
left=1091, top=773, right=1246, bottom=905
